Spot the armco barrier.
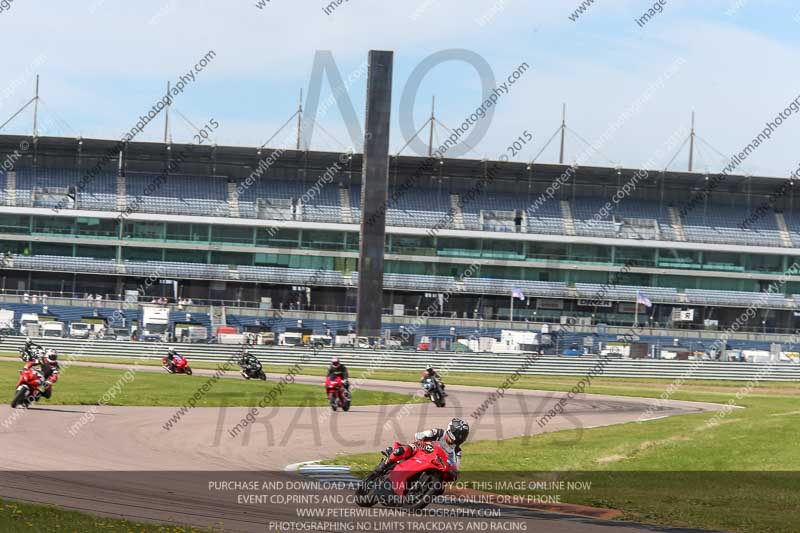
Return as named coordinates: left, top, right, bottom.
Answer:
left=1, top=337, right=798, bottom=382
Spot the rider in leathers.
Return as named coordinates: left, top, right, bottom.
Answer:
left=420, top=365, right=447, bottom=397
left=383, top=418, right=470, bottom=473
left=239, top=349, right=262, bottom=376
left=26, top=349, right=60, bottom=400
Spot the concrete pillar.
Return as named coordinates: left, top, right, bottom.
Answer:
left=356, top=50, right=393, bottom=338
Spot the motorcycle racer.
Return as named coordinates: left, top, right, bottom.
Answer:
left=420, top=364, right=447, bottom=397
left=165, top=346, right=184, bottom=369
left=25, top=348, right=60, bottom=400
left=327, top=357, right=349, bottom=390
left=20, top=337, right=42, bottom=362
left=383, top=418, right=470, bottom=472
left=238, top=348, right=264, bottom=378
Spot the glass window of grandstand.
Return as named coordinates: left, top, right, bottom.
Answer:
left=566, top=244, right=611, bottom=264
left=386, top=261, right=432, bottom=276
left=211, top=225, right=253, bottom=245
left=210, top=251, right=253, bottom=266
left=255, top=253, right=334, bottom=271
left=300, top=230, right=345, bottom=251
left=32, top=242, right=73, bottom=257
left=344, top=232, right=359, bottom=252
left=287, top=254, right=333, bottom=271
left=481, top=239, right=523, bottom=260
left=32, top=216, right=72, bottom=236
left=388, top=235, right=434, bottom=256
left=76, top=217, right=116, bottom=238
left=608, top=271, right=649, bottom=287
left=75, top=245, right=115, bottom=260
left=527, top=242, right=568, bottom=262
left=703, top=251, right=745, bottom=272
left=255, top=253, right=290, bottom=267
left=435, top=237, right=481, bottom=258
left=0, top=214, right=29, bottom=234
left=0, top=240, right=28, bottom=255
left=614, top=247, right=655, bottom=267
left=123, top=247, right=163, bottom=262
left=566, top=270, right=607, bottom=284
left=166, top=222, right=209, bottom=243
left=256, top=227, right=298, bottom=248
left=479, top=265, right=525, bottom=280
left=695, top=277, right=759, bottom=292
left=658, top=249, right=700, bottom=269
left=746, top=253, right=783, bottom=274
left=124, top=221, right=165, bottom=241
left=164, top=249, right=208, bottom=263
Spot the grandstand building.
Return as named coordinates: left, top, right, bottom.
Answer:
left=0, top=134, right=799, bottom=335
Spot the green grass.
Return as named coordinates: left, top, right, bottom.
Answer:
left=0, top=498, right=213, bottom=532
left=325, top=377, right=800, bottom=533
left=0, top=360, right=422, bottom=408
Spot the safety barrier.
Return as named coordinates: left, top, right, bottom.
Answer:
left=1, top=337, right=798, bottom=382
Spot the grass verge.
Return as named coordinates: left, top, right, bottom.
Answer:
left=0, top=360, right=422, bottom=408
left=0, top=498, right=213, bottom=532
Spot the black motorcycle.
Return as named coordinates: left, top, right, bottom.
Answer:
left=19, top=344, right=43, bottom=363
left=421, top=376, right=446, bottom=407
left=240, top=359, right=267, bottom=381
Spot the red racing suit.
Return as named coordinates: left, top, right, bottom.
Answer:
left=25, top=357, right=60, bottom=398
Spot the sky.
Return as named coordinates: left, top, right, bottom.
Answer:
left=0, top=0, right=799, bottom=177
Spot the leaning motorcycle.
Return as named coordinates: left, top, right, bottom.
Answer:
left=354, top=441, right=457, bottom=510
left=19, top=345, right=43, bottom=363
left=325, top=376, right=351, bottom=411
left=162, top=356, right=193, bottom=375
left=240, top=361, right=267, bottom=381
left=422, top=376, right=446, bottom=408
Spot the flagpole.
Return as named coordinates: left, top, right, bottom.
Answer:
left=510, top=294, right=514, bottom=327
left=634, top=295, right=639, bottom=328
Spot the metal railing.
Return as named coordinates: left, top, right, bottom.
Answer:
left=1, top=337, right=797, bottom=382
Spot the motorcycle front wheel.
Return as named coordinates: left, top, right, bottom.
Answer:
left=404, top=471, right=444, bottom=511
left=11, top=387, right=28, bottom=408
left=354, top=472, right=381, bottom=508
left=328, top=393, right=338, bottom=411
left=185, top=367, right=193, bottom=376
left=259, top=371, right=267, bottom=381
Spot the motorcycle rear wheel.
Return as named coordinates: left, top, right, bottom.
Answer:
left=433, top=393, right=445, bottom=408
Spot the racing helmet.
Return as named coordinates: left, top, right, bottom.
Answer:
left=446, top=418, right=470, bottom=446
left=46, top=349, right=58, bottom=361
left=331, top=357, right=340, bottom=367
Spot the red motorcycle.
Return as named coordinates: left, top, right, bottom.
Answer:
left=162, top=356, right=193, bottom=375
left=324, top=376, right=350, bottom=411
left=355, top=440, right=458, bottom=510
left=11, top=365, right=45, bottom=408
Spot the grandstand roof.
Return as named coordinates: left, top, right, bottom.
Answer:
left=0, top=133, right=791, bottom=198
